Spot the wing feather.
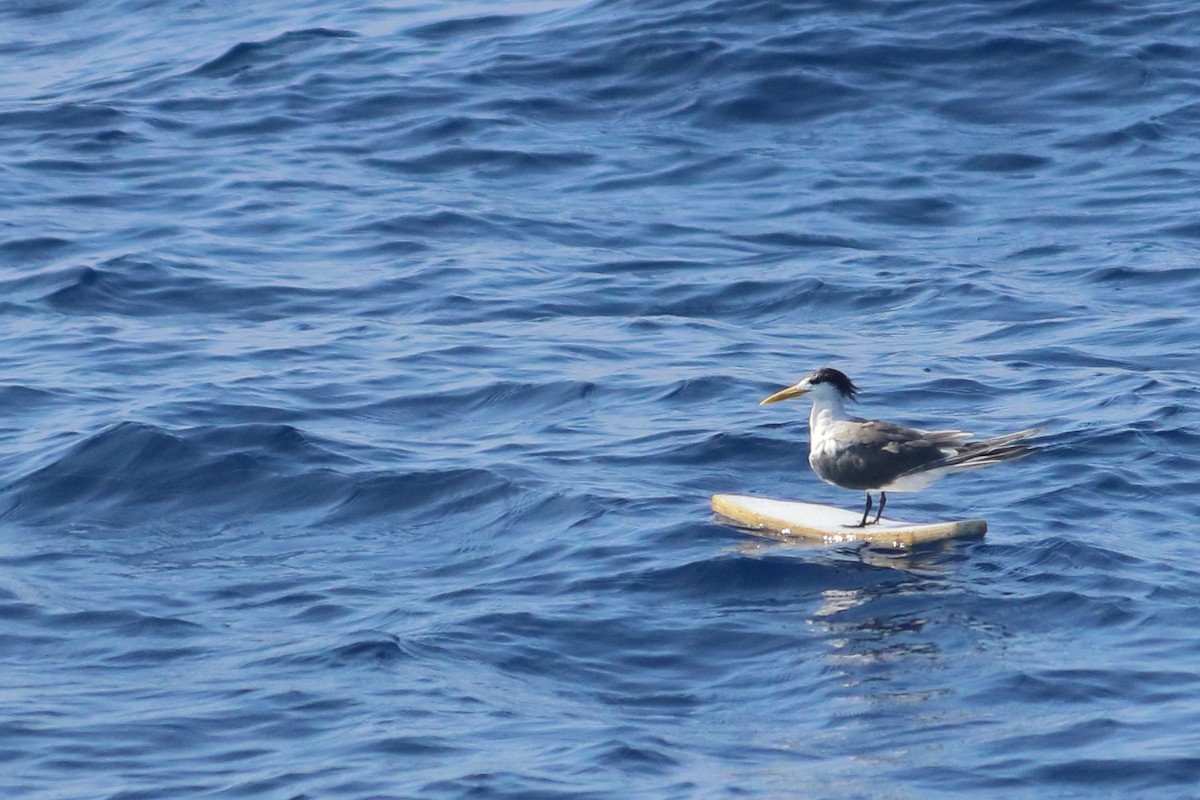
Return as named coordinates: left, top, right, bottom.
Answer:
left=811, top=420, right=971, bottom=490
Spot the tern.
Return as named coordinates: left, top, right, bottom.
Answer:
left=760, top=368, right=1038, bottom=528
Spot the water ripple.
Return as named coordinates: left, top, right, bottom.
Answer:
left=4, top=0, right=1200, bottom=797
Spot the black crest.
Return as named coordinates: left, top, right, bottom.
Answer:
left=808, top=367, right=858, bottom=399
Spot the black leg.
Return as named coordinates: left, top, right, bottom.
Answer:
left=851, top=492, right=872, bottom=528
left=871, top=492, right=886, bottom=525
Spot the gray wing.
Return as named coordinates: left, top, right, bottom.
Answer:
left=811, top=420, right=970, bottom=491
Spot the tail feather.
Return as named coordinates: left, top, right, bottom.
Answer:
left=905, top=427, right=1041, bottom=476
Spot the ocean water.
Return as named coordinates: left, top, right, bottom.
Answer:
left=3, top=0, right=1200, bottom=797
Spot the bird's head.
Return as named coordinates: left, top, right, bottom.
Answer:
left=759, top=367, right=859, bottom=406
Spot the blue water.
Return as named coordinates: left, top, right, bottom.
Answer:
left=3, top=0, right=1200, bottom=797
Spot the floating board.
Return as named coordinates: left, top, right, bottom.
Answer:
left=711, top=494, right=986, bottom=548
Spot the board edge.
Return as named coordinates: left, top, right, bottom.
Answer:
left=711, top=493, right=986, bottom=547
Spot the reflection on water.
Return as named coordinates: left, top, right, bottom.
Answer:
left=807, top=576, right=970, bottom=776
left=732, top=530, right=964, bottom=572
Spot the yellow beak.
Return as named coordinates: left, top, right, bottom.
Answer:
left=759, top=383, right=810, bottom=406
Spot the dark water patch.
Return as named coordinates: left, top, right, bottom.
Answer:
left=1162, top=220, right=1200, bottom=238
left=697, top=74, right=866, bottom=126
left=0, top=236, right=73, bottom=263
left=207, top=577, right=313, bottom=604
left=826, top=195, right=965, bottom=228
left=609, top=33, right=724, bottom=86
left=1032, top=756, right=1200, bottom=792
left=0, top=631, right=69, bottom=661
left=365, top=379, right=603, bottom=422
left=349, top=208, right=507, bottom=240
left=969, top=319, right=1077, bottom=347
left=0, top=0, right=79, bottom=20
left=368, top=735, right=461, bottom=756
left=987, top=716, right=1122, bottom=756
left=105, top=646, right=209, bottom=666
left=247, top=591, right=329, bottom=610
left=888, top=376, right=1006, bottom=405
left=936, top=94, right=1037, bottom=126
left=291, top=603, right=352, bottom=623
left=0, top=384, right=62, bottom=412
left=188, top=424, right=357, bottom=471
left=0, top=421, right=360, bottom=526
left=986, top=589, right=1139, bottom=632
left=366, top=146, right=595, bottom=179
left=421, top=771, right=601, bottom=800
left=977, top=668, right=1128, bottom=706
left=527, top=274, right=903, bottom=322
left=1001, top=345, right=1137, bottom=371
left=588, top=738, right=681, bottom=771
left=609, top=553, right=902, bottom=601
left=731, top=230, right=875, bottom=252
left=327, top=637, right=409, bottom=666
left=590, top=153, right=764, bottom=192
left=1004, top=242, right=1076, bottom=260
left=1, top=422, right=208, bottom=519
left=47, top=608, right=202, bottom=638
left=959, top=153, right=1051, bottom=173
left=1019, top=536, right=1144, bottom=574
left=319, top=467, right=518, bottom=525
left=999, top=0, right=1128, bottom=23
left=191, top=114, right=307, bottom=139
left=408, top=13, right=524, bottom=41
left=331, top=88, right=473, bottom=124
left=387, top=113, right=503, bottom=145
left=1086, top=264, right=1200, bottom=289
left=62, top=127, right=146, bottom=152
left=148, top=94, right=241, bottom=117
left=469, top=91, right=606, bottom=125
left=258, top=631, right=440, bottom=670
left=1054, top=123, right=1156, bottom=152
left=17, top=157, right=121, bottom=175
left=339, top=237, right=431, bottom=260
left=0, top=102, right=127, bottom=131
left=654, top=374, right=741, bottom=403
left=0, top=550, right=77, bottom=568
left=595, top=429, right=795, bottom=473
left=441, top=606, right=796, bottom=703
left=156, top=401, right=305, bottom=427
left=41, top=257, right=333, bottom=319
left=588, top=257, right=708, bottom=275
left=190, top=28, right=356, bottom=80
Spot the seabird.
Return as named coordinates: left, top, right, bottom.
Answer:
left=759, top=367, right=1038, bottom=528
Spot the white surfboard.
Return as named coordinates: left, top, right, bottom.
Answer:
left=711, top=493, right=986, bottom=547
